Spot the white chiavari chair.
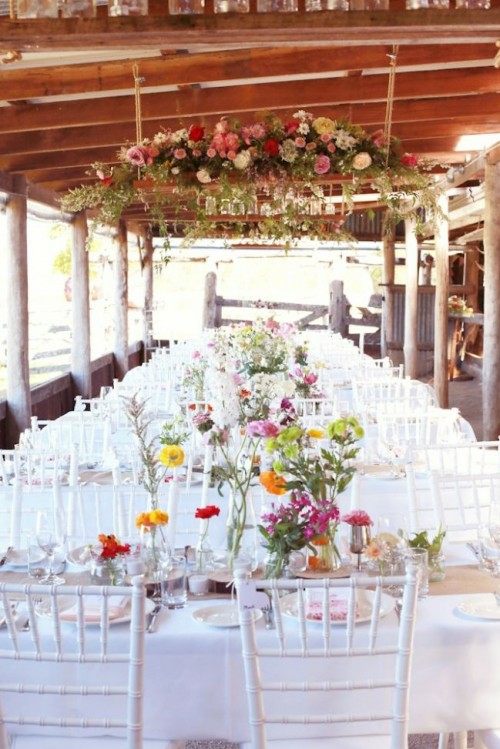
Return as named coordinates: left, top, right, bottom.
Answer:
left=406, top=471, right=500, bottom=539
left=293, top=398, right=338, bottom=426
left=235, top=569, right=419, bottom=749
left=410, top=440, right=500, bottom=476
left=0, top=577, right=175, bottom=748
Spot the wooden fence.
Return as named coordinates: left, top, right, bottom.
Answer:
left=0, top=340, right=144, bottom=449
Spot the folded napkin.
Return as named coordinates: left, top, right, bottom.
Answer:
left=60, top=595, right=129, bottom=623
left=305, top=591, right=356, bottom=622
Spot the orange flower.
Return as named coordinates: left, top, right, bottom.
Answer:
left=239, top=388, right=252, bottom=399
left=259, top=470, right=287, bottom=496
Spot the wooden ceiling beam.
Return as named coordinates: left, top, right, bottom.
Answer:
left=0, top=42, right=495, bottom=101
left=0, top=67, right=498, bottom=134
left=0, top=93, right=498, bottom=152
left=1, top=9, right=500, bottom=49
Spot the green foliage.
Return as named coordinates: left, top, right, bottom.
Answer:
left=406, top=527, right=446, bottom=554
left=52, top=246, right=71, bottom=276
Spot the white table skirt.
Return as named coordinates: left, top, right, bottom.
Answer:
left=1, top=591, right=499, bottom=743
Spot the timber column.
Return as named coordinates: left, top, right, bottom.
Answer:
left=113, top=219, right=129, bottom=380
left=403, top=216, right=419, bottom=379
left=483, top=154, right=500, bottom=441
left=71, top=210, right=91, bottom=398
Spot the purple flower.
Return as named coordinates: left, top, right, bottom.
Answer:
left=280, top=398, right=294, bottom=411
left=246, top=420, right=280, bottom=438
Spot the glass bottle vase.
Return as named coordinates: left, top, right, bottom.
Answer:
left=307, top=533, right=341, bottom=573
left=141, top=527, right=171, bottom=584
left=226, top=486, right=258, bottom=572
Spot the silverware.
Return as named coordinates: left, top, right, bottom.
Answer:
left=394, top=600, right=402, bottom=623
left=19, top=617, right=30, bottom=632
left=466, top=542, right=480, bottom=562
left=146, top=603, right=163, bottom=634
left=264, top=606, right=275, bottom=630
left=0, top=546, right=13, bottom=568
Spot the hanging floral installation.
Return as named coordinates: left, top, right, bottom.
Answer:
left=62, top=109, right=438, bottom=246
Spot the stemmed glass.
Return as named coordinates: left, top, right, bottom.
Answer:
left=36, top=512, right=65, bottom=585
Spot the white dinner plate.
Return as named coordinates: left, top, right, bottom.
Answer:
left=4, top=548, right=45, bottom=568
left=357, top=463, right=403, bottom=481
left=456, top=595, right=500, bottom=621
left=35, top=596, right=155, bottom=627
left=192, top=603, right=262, bottom=628
left=280, top=589, right=393, bottom=626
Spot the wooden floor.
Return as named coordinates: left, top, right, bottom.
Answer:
left=448, top=378, right=484, bottom=441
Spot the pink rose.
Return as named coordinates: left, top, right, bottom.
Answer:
left=126, top=145, right=156, bottom=167
left=305, top=142, right=316, bottom=152
left=246, top=420, right=280, bottom=438
left=371, top=129, right=386, bottom=148
left=225, top=132, right=240, bottom=151
left=251, top=123, right=266, bottom=139
left=227, top=149, right=237, bottom=160
left=191, top=149, right=201, bottom=158
left=320, top=133, right=332, bottom=143
left=304, top=372, right=318, bottom=385
left=295, top=137, right=306, bottom=148
left=327, top=143, right=336, bottom=153
left=314, top=154, right=331, bottom=175
left=215, top=118, right=228, bottom=134
left=206, top=148, right=217, bottom=158
left=174, top=148, right=187, bottom=160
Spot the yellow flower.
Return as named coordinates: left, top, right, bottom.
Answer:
left=312, top=117, right=335, bottom=135
left=158, top=444, right=185, bottom=468
left=135, top=511, right=152, bottom=528
left=149, top=509, right=169, bottom=526
left=306, top=428, right=325, bottom=440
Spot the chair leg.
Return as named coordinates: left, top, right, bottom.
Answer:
left=438, top=734, right=450, bottom=749
left=453, top=732, right=468, bottom=749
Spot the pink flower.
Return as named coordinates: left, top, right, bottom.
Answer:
left=192, top=350, right=201, bottom=359
left=320, top=133, right=332, bottom=143
left=342, top=510, right=373, bottom=527
left=304, top=372, right=318, bottom=385
left=251, top=123, right=266, bottom=139
left=314, top=154, right=331, bottom=175
left=206, top=148, right=217, bottom=158
left=246, top=420, right=280, bottom=438
left=125, top=145, right=157, bottom=167
left=227, top=149, right=237, bottom=160
left=191, top=149, right=201, bottom=158
left=174, top=148, right=187, bottom=160
left=327, top=143, right=336, bottom=154
left=294, top=137, right=306, bottom=148
left=371, top=129, right=386, bottom=148
left=305, top=142, right=316, bottom=152
left=265, top=318, right=280, bottom=331
left=214, top=118, right=229, bottom=134
left=225, top=132, right=240, bottom=151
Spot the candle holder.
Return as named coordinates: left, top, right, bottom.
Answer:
left=349, top=524, right=371, bottom=571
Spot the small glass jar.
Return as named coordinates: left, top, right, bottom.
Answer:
left=428, top=550, right=446, bottom=582
left=169, top=0, right=205, bottom=13
left=406, top=0, right=449, bottom=6
left=306, top=0, right=348, bottom=8
left=257, top=0, right=298, bottom=10
left=307, top=534, right=341, bottom=573
left=90, top=556, right=126, bottom=586
left=61, top=0, right=96, bottom=16
left=16, top=0, right=58, bottom=17
left=455, top=0, right=489, bottom=6
left=214, top=0, right=249, bottom=10
left=108, top=0, right=148, bottom=14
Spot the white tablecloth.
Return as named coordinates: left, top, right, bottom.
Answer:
left=1, top=590, right=500, bottom=743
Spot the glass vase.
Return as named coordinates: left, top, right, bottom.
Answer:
left=406, top=0, right=449, bottom=6
left=264, top=551, right=291, bottom=579
left=141, top=526, right=171, bottom=585
left=195, top=537, right=214, bottom=574
left=169, top=0, right=205, bottom=12
left=214, top=0, right=249, bottom=10
left=455, top=0, right=489, bottom=6
left=90, top=556, right=126, bottom=586
left=108, top=0, right=148, bottom=13
left=307, top=533, right=341, bottom=573
left=257, top=0, right=298, bottom=10
left=61, top=0, right=96, bottom=16
left=349, top=0, right=388, bottom=6
left=226, top=486, right=258, bottom=572
left=428, top=550, right=446, bottom=582
left=16, top=0, right=58, bottom=17
left=306, top=0, right=348, bottom=7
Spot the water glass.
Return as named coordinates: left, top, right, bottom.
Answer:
left=406, top=548, right=429, bottom=598
left=478, top=527, right=500, bottom=577
left=27, top=540, right=48, bottom=582
left=161, top=557, right=188, bottom=609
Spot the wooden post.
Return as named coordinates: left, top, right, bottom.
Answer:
left=328, top=280, right=347, bottom=336
left=142, top=229, right=154, bottom=356
left=381, top=229, right=395, bottom=358
left=403, top=216, right=419, bottom=379
left=482, top=156, right=500, bottom=441
left=464, top=242, right=480, bottom=311
left=202, top=270, right=217, bottom=329
left=113, top=219, right=129, bottom=380
left=433, top=192, right=449, bottom=408
left=71, top=211, right=91, bottom=399
left=5, top=175, right=31, bottom=446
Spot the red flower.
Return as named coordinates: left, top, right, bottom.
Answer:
left=97, top=534, right=130, bottom=559
left=195, top=505, right=221, bottom=520
left=401, top=152, right=418, bottom=168
left=285, top=120, right=299, bottom=135
left=189, top=124, right=205, bottom=142
left=263, top=139, right=280, bottom=157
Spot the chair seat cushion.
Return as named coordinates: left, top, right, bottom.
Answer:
left=477, top=729, right=500, bottom=749
left=10, top=737, right=185, bottom=749
left=240, top=735, right=391, bottom=749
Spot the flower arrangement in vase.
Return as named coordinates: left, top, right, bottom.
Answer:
left=89, top=534, right=131, bottom=585
left=135, top=508, right=170, bottom=582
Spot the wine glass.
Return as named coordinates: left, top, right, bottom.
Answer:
left=36, top=513, right=65, bottom=585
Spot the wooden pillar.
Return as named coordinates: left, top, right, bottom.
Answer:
left=483, top=156, right=500, bottom=441
left=433, top=192, right=449, bottom=408
left=71, top=211, right=91, bottom=399
left=202, top=270, right=217, bottom=329
left=403, top=216, right=419, bottom=379
left=464, top=242, right=480, bottom=311
left=142, top=229, right=154, bottom=354
left=113, top=220, right=129, bottom=380
left=381, top=229, right=395, bottom=358
left=328, top=279, right=347, bottom=336
left=5, top=176, right=30, bottom=446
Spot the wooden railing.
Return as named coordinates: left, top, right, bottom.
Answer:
left=0, top=340, right=144, bottom=449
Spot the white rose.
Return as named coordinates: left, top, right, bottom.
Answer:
left=233, top=150, right=252, bottom=170
left=171, top=167, right=180, bottom=175
left=196, top=169, right=212, bottom=184
left=352, top=152, right=373, bottom=170
left=171, top=128, right=188, bottom=144
left=297, top=122, right=310, bottom=135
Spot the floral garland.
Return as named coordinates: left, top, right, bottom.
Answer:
left=62, top=110, right=437, bottom=247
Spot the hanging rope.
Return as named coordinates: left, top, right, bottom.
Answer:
left=383, top=45, right=399, bottom=165
left=133, top=62, right=144, bottom=144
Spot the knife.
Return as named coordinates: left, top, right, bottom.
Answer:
left=0, top=547, right=13, bottom=568
left=146, top=603, right=163, bottom=634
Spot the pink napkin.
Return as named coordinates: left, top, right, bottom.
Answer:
left=60, top=595, right=129, bottom=623
left=305, top=593, right=355, bottom=622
